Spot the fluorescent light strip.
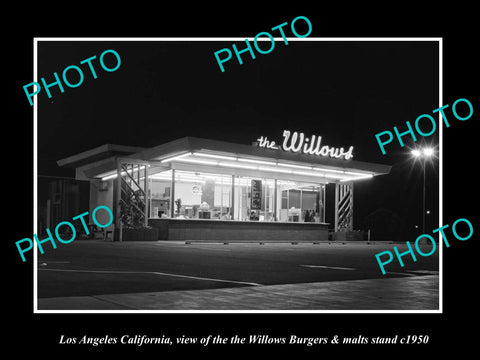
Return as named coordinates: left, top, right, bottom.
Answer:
left=340, top=175, right=374, bottom=182
left=175, top=158, right=218, bottom=165
left=292, top=170, right=349, bottom=181
left=178, top=175, right=208, bottom=181
left=153, top=174, right=201, bottom=180
left=312, top=167, right=374, bottom=179
left=292, top=170, right=327, bottom=177
left=322, top=173, right=352, bottom=180
left=101, top=165, right=147, bottom=181
left=238, top=158, right=277, bottom=166
left=102, top=173, right=119, bottom=181
left=153, top=171, right=232, bottom=184
left=161, top=152, right=193, bottom=163
left=312, top=167, right=345, bottom=174
left=277, top=163, right=313, bottom=170
left=102, top=157, right=374, bottom=183
left=218, top=162, right=257, bottom=170
left=257, top=166, right=292, bottom=174
left=175, top=171, right=207, bottom=177
left=344, top=171, right=373, bottom=176
left=151, top=174, right=206, bottom=182
left=278, top=181, right=297, bottom=186
left=193, top=152, right=237, bottom=161
left=176, top=178, right=206, bottom=184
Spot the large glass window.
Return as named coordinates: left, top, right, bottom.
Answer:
left=149, top=170, right=233, bottom=220
left=233, top=176, right=275, bottom=221
left=148, top=170, right=172, bottom=218
left=279, top=182, right=325, bottom=223
left=148, top=169, right=325, bottom=223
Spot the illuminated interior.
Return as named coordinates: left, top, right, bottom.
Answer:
left=157, top=152, right=374, bottom=182
left=91, top=145, right=383, bottom=226
left=147, top=170, right=326, bottom=223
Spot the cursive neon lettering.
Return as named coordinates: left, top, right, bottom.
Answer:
left=256, top=130, right=354, bottom=160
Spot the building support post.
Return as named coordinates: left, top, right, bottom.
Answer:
left=274, top=179, right=278, bottom=221
left=144, top=165, right=149, bottom=226
left=116, top=159, right=123, bottom=242
left=334, top=183, right=339, bottom=232
left=322, top=185, right=326, bottom=223
left=231, top=175, right=235, bottom=220
left=170, top=168, right=175, bottom=218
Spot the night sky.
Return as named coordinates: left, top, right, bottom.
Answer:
left=36, top=40, right=440, bottom=236
left=37, top=40, right=439, bottom=161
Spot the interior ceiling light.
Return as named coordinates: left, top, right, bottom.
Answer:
left=237, top=158, right=277, bottom=166
left=100, top=165, right=147, bottom=181
left=100, top=150, right=378, bottom=183
left=312, top=167, right=345, bottom=174
left=277, top=162, right=313, bottom=170
left=257, top=166, right=292, bottom=173
left=175, top=158, right=218, bottom=165
left=292, top=170, right=327, bottom=177
left=218, top=162, right=257, bottom=170
left=340, top=174, right=373, bottom=182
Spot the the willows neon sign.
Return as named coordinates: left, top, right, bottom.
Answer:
left=256, top=130, right=354, bottom=160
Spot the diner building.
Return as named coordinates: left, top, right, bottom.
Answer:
left=57, top=133, right=391, bottom=241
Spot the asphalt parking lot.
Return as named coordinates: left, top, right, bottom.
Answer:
left=37, top=240, right=439, bottom=303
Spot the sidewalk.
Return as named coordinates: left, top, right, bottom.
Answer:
left=37, top=275, right=439, bottom=311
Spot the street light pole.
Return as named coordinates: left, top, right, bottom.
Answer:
left=422, top=157, right=426, bottom=233
left=411, top=147, right=434, bottom=234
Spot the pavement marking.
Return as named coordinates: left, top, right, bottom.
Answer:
left=38, top=268, right=261, bottom=287
left=184, top=246, right=232, bottom=252
left=300, top=265, right=356, bottom=271
left=154, top=242, right=232, bottom=251
left=408, top=270, right=439, bottom=275
left=154, top=242, right=188, bottom=246
left=385, top=271, right=417, bottom=277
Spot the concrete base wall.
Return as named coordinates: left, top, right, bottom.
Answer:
left=148, top=218, right=329, bottom=241
left=331, top=231, right=366, bottom=241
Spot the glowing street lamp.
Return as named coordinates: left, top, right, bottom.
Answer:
left=411, top=149, right=422, bottom=157
left=423, top=148, right=434, bottom=157
left=411, top=147, right=435, bottom=233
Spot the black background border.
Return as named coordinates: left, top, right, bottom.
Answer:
left=5, top=4, right=478, bottom=356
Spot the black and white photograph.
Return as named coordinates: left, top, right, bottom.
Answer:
left=33, top=39, right=441, bottom=312
left=6, top=5, right=478, bottom=356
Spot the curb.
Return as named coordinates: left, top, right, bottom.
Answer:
left=184, top=240, right=395, bottom=245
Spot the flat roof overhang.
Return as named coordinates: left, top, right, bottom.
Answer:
left=57, top=144, right=147, bottom=169
left=62, top=137, right=391, bottom=183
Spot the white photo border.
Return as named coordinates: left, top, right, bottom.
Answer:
left=33, top=37, right=443, bottom=314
